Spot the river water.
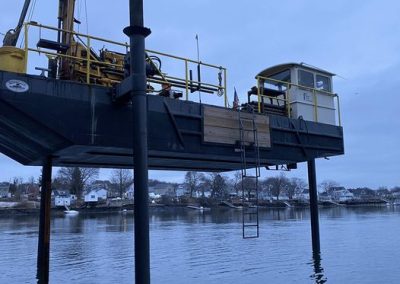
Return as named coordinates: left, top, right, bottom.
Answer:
left=0, top=206, right=399, bottom=283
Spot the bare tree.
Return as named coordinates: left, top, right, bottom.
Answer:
left=9, top=177, right=23, bottom=200
left=319, top=180, right=339, bottom=194
left=184, top=171, right=203, bottom=197
left=286, top=177, right=307, bottom=200
left=171, top=183, right=179, bottom=197
left=266, top=173, right=289, bottom=200
left=240, top=177, right=256, bottom=200
left=57, top=167, right=99, bottom=199
left=231, top=171, right=242, bottom=196
left=110, top=169, right=133, bottom=198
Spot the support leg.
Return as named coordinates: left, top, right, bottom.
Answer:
left=307, top=159, right=320, bottom=253
left=127, top=0, right=151, bottom=283
left=37, top=156, right=52, bottom=284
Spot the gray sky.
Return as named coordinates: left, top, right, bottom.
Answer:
left=0, top=0, right=399, bottom=188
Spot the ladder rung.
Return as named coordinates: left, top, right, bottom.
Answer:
left=243, top=224, right=259, bottom=227
left=243, top=235, right=259, bottom=239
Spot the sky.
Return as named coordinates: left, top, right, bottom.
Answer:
left=0, top=0, right=399, bottom=188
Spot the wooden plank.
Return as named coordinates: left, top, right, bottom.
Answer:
left=204, top=126, right=271, bottom=147
left=203, top=106, right=271, bottom=148
left=204, top=116, right=269, bottom=132
left=204, top=106, right=269, bottom=124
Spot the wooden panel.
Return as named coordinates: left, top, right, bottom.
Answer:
left=203, top=106, right=271, bottom=148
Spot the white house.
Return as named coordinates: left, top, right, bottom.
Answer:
left=55, top=195, right=71, bottom=206
left=84, top=188, right=108, bottom=203
left=330, top=187, right=354, bottom=201
left=125, top=184, right=134, bottom=200
left=295, top=188, right=310, bottom=201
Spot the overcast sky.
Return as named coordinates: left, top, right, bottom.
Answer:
left=0, top=0, right=399, bottom=188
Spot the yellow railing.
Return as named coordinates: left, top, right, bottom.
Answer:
left=23, top=22, right=228, bottom=107
left=256, top=75, right=341, bottom=126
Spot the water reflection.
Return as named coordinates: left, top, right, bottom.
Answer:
left=310, top=251, right=327, bottom=284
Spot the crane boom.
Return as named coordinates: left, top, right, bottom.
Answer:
left=2, top=0, right=32, bottom=47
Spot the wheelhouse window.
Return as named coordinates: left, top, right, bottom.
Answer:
left=316, top=74, right=331, bottom=92
left=265, top=69, right=291, bottom=91
left=298, top=69, right=314, bottom=88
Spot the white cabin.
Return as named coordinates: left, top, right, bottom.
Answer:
left=256, top=63, right=337, bottom=125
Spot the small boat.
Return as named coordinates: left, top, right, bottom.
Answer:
left=64, top=205, right=79, bottom=216
left=187, top=205, right=211, bottom=211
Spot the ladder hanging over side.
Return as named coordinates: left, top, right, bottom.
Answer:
left=238, top=108, right=261, bottom=239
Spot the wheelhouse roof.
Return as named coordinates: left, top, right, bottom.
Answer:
left=256, top=63, right=335, bottom=78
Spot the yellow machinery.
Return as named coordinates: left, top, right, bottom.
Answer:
left=0, top=0, right=30, bottom=73
left=0, top=46, right=26, bottom=73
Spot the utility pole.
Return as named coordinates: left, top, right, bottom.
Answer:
left=124, top=0, right=151, bottom=283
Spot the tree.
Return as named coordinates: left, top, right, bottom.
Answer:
left=286, top=177, right=307, bottom=200
left=240, top=177, right=257, bottom=200
left=266, top=173, right=289, bottom=200
left=110, top=169, right=133, bottom=198
left=319, top=180, right=339, bottom=193
left=9, top=177, right=23, bottom=199
left=231, top=171, right=242, bottom=196
left=57, top=167, right=99, bottom=199
left=184, top=171, right=203, bottom=197
left=203, top=173, right=227, bottom=199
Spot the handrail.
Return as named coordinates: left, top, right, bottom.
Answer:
left=23, top=22, right=228, bottom=107
left=256, top=75, right=341, bottom=126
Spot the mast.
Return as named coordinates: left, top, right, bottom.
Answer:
left=58, top=0, right=76, bottom=46
left=2, top=0, right=32, bottom=47
left=57, top=0, right=76, bottom=79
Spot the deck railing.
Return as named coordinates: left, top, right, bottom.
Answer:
left=256, top=75, right=341, bottom=126
left=23, top=22, right=228, bottom=107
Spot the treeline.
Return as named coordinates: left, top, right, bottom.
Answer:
left=3, top=168, right=400, bottom=201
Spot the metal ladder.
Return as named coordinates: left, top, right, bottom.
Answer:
left=238, top=108, right=261, bottom=239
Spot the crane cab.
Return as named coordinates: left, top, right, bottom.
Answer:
left=253, top=63, right=337, bottom=125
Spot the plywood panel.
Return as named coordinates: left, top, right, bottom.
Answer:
left=203, top=106, right=271, bottom=148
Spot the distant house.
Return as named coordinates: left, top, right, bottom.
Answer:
left=194, top=190, right=211, bottom=198
left=0, top=182, right=10, bottom=198
left=53, top=190, right=73, bottom=207
left=329, top=187, right=354, bottom=201
left=84, top=188, right=108, bottom=203
left=149, top=183, right=174, bottom=196
left=125, top=184, right=134, bottom=200
left=55, top=194, right=71, bottom=207
left=175, top=185, right=186, bottom=197
left=295, top=188, right=310, bottom=201
left=348, top=188, right=376, bottom=200
left=318, top=191, right=331, bottom=201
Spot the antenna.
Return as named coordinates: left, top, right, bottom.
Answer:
left=195, top=34, right=202, bottom=104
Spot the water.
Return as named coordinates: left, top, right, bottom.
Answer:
left=0, top=206, right=399, bottom=284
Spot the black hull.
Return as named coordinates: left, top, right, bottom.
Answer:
left=0, top=71, right=344, bottom=171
